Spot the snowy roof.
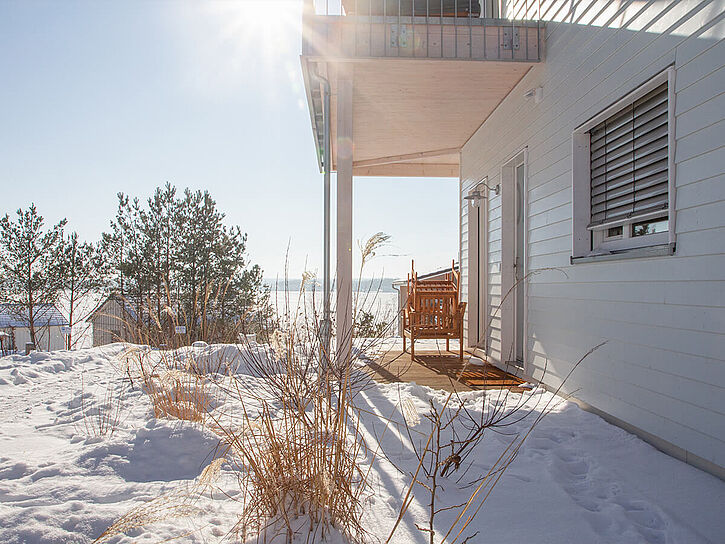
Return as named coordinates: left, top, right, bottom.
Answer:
left=0, top=304, right=69, bottom=328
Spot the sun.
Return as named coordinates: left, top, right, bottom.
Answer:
left=172, top=0, right=305, bottom=97
left=206, top=0, right=302, bottom=52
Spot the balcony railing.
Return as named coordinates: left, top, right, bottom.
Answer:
left=303, top=0, right=543, bottom=62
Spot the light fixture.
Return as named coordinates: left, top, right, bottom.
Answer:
left=464, top=183, right=500, bottom=208
left=464, top=189, right=485, bottom=208
left=524, top=86, right=544, bottom=104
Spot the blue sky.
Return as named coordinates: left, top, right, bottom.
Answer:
left=0, top=0, right=458, bottom=280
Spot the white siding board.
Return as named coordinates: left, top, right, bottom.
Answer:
left=527, top=339, right=725, bottom=420
left=675, top=173, right=725, bottom=208
left=675, top=124, right=725, bottom=163
left=676, top=145, right=725, bottom=183
left=529, top=202, right=571, bottom=230
left=676, top=91, right=725, bottom=138
left=528, top=251, right=571, bottom=269
left=676, top=32, right=725, bottom=86
left=529, top=295, right=725, bottom=336
left=528, top=188, right=570, bottom=217
left=528, top=219, right=571, bottom=244
left=528, top=279, right=725, bottom=308
left=675, top=65, right=725, bottom=114
left=677, top=199, right=725, bottom=233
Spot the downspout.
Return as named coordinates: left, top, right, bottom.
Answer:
left=313, top=68, right=332, bottom=361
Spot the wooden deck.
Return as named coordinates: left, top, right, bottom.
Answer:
left=364, top=348, right=527, bottom=393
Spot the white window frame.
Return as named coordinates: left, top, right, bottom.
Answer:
left=572, top=67, right=677, bottom=260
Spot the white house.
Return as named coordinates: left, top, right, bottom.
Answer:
left=0, top=304, right=68, bottom=352
left=300, top=0, right=725, bottom=478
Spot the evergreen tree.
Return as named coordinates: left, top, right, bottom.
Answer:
left=58, top=232, right=106, bottom=348
left=143, top=182, right=177, bottom=331
left=101, top=184, right=267, bottom=343
left=0, top=204, right=66, bottom=347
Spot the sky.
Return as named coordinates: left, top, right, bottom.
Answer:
left=0, top=0, right=459, bottom=281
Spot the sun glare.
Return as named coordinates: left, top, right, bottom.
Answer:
left=209, top=0, right=301, bottom=56
left=174, top=0, right=304, bottom=97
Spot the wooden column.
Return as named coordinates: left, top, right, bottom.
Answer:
left=336, top=68, right=354, bottom=363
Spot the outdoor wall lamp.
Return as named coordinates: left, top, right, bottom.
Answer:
left=464, top=182, right=500, bottom=208
left=524, top=86, right=544, bottom=104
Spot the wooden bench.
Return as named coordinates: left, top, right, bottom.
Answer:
left=402, top=261, right=467, bottom=360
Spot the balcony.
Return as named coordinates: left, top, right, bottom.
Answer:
left=301, top=1, right=545, bottom=176
left=303, top=1, right=542, bottom=62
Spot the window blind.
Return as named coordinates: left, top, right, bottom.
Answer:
left=589, top=82, right=669, bottom=228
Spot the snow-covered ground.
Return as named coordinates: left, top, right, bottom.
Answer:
left=0, top=345, right=723, bottom=543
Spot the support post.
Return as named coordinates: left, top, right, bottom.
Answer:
left=336, top=68, right=354, bottom=364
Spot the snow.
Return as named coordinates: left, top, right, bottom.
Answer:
left=0, top=345, right=723, bottom=543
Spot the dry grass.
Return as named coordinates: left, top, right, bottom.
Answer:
left=92, top=242, right=409, bottom=542
left=120, top=346, right=217, bottom=424
left=77, top=375, right=125, bottom=439
left=210, top=326, right=375, bottom=543
left=217, top=391, right=370, bottom=543
left=93, top=458, right=225, bottom=543
left=147, top=370, right=213, bottom=422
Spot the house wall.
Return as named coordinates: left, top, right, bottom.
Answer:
left=460, top=0, right=725, bottom=472
left=91, top=299, right=131, bottom=347
left=11, top=326, right=65, bottom=352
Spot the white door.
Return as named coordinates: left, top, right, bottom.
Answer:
left=500, top=150, right=527, bottom=371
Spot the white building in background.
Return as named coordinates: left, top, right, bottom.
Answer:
left=300, top=0, right=725, bottom=478
left=86, top=294, right=137, bottom=347
left=0, top=304, right=68, bottom=352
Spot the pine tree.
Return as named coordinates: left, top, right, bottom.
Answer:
left=58, top=232, right=106, bottom=349
left=100, top=184, right=268, bottom=343
left=142, top=182, right=177, bottom=333
left=0, top=205, right=66, bottom=347
left=174, top=188, right=226, bottom=337
left=103, top=193, right=149, bottom=337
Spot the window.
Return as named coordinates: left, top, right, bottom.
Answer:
left=572, top=67, right=676, bottom=260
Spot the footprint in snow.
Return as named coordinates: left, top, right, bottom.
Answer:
left=10, top=369, right=28, bottom=385
left=537, top=436, right=670, bottom=543
left=0, top=462, right=31, bottom=480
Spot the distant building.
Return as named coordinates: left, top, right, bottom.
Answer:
left=0, top=304, right=69, bottom=352
left=86, top=294, right=137, bottom=347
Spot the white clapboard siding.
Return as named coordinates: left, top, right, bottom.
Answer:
left=460, top=0, right=725, bottom=471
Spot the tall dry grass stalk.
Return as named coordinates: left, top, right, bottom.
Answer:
left=204, top=241, right=402, bottom=543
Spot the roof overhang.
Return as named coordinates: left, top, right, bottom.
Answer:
left=302, top=57, right=535, bottom=177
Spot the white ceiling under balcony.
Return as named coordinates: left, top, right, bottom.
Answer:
left=309, top=58, right=534, bottom=177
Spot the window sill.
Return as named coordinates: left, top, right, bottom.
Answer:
left=570, top=242, right=675, bottom=264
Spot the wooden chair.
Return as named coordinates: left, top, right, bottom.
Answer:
left=402, top=260, right=467, bottom=360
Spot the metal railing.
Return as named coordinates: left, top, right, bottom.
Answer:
left=303, top=0, right=542, bottom=61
